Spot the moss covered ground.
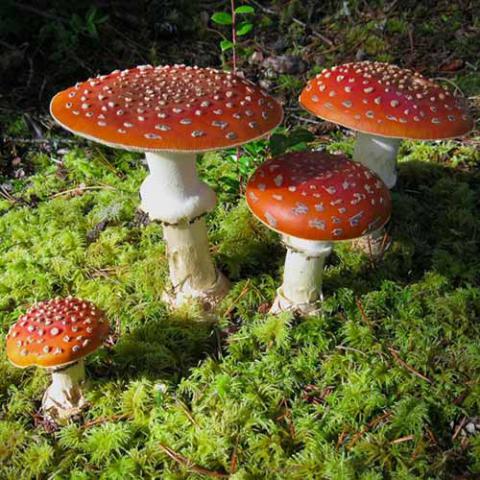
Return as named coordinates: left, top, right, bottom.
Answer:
left=0, top=131, right=479, bottom=479
left=1, top=1, right=480, bottom=478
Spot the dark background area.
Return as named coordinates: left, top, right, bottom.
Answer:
left=1, top=0, right=479, bottom=114
left=1, top=0, right=478, bottom=183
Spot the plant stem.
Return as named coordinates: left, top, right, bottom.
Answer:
left=231, top=0, right=237, bottom=74
left=229, top=0, right=243, bottom=189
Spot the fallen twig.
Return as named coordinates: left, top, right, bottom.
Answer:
left=229, top=437, right=239, bottom=474
left=248, top=0, right=334, bottom=47
left=290, top=114, right=324, bottom=125
left=0, top=186, right=17, bottom=204
left=223, top=279, right=251, bottom=318
left=158, top=443, right=229, bottom=478
left=387, top=347, right=433, bottom=384
left=390, top=434, right=415, bottom=445
left=176, top=399, right=198, bottom=426
left=49, top=185, right=117, bottom=199
left=335, top=345, right=368, bottom=357
left=338, top=411, right=392, bottom=449
left=3, top=136, right=77, bottom=145
left=355, top=298, right=374, bottom=328
left=81, top=413, right=131, bottom=430
left=452, top=416, right=467, bottom=441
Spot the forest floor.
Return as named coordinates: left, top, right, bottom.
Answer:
left=0, top=1, right=480, bottom=478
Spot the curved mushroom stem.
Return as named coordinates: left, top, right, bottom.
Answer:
left=41, top=360, right=87, bottom=421
left=140, top=152, right=229, bottom=310
left=270, top=236, right=332, bottom=315
left=353, top=133, right=401, bottom=189
left=352, top=133, right=399, bottom=257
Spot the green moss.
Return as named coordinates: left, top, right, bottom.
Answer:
left=2, top=1, right=480, bottom=470
left=345, top=23, right=388, bottom=56
left=0, top=134, right=479, bottom=477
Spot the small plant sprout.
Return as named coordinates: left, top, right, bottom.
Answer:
left=299, top=61, right=473, bottom=255
left=50, top=65, right=283, bottom=310
left=6, top=297, right=109, bottom=421
left=246, top=151, right=391, bottom=314
left=211, top=3, right=255, bottom=72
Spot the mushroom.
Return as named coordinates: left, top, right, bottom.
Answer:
left=246, top=151, right=391, bottom=314
left=299, top=61, right=473, bottom=254
left=50, top=65, right=283, bottom=310
left=6, top=297, right=109, bottom=421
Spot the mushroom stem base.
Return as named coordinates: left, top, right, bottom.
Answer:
left=353, top=133, right=401, bottom=189
left=162, top=217, right=230, bottom=311
left=41, top=360, right=87, bottom=421
left=270, top=237, right=332, bottom=315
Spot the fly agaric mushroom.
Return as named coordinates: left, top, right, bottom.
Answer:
left=6, top=297, right=109, bottom=421
left=299, top=61, right=472, bottom=255
left=50, top=65, right=283, bottom=310
left=246, top=151, right=391, bottom=314
left=300, top=61, right=473, bottom=188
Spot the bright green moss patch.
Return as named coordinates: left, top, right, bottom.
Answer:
left=0, top=135, right=479, bottom=479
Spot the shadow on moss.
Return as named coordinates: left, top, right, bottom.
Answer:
left=325, top=160, right=480, bottom=297
left=94, top=314, right=218, bottom=384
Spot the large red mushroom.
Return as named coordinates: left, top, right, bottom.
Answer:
left=50, top=65, right=283, bottom=310
left=246, top=151, right=391, bottom=314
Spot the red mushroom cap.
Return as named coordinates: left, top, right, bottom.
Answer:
left=246, top=151, right=391, bottom=241
left=6, top=297, right=109, bottom=368
left=50, top=65, right=283, bottom=152
left=299, top=61, right=473, bottom=140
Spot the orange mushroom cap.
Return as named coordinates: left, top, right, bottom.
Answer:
left=6, top=297, right=109, bottom=368
left=246, top=151, right=392, bottom=241
left=299, top=61, right=473, bottom=140
left=50, top=65, right=283, bottom=152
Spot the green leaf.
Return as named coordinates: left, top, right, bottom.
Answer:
left=236, top=22, right=253, bottom=36
left=211, top=12, right=233, bottom=25
left=235, top=5, right=255, bottom=14
left=269, top=133, right=289, bottom=156
left=220, top=40, right=234, bottom=52
left=288, top=128, right=315, bottom=145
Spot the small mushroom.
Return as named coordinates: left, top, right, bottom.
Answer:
left=6, top=297, right=109, bottom=421
left=299, top=61, right=473, bottom=255
left=50, top=65, right=283, bottom=310
left=246, top=151, right=391, bottom=314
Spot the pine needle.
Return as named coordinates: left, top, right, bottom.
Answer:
left=157, top=443, right=229, bottom=478
left=387, top=347, right=433, bottom=384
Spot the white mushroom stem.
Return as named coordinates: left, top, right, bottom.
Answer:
left=352, top=133, right=398, bottom=257
left=270, top=236, right=332, bottom=315
left=140, top=151, right=229, bottom=309
left=353, top=133, right=401, bottom=189
left=41, top=360, right=87, bottom=421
